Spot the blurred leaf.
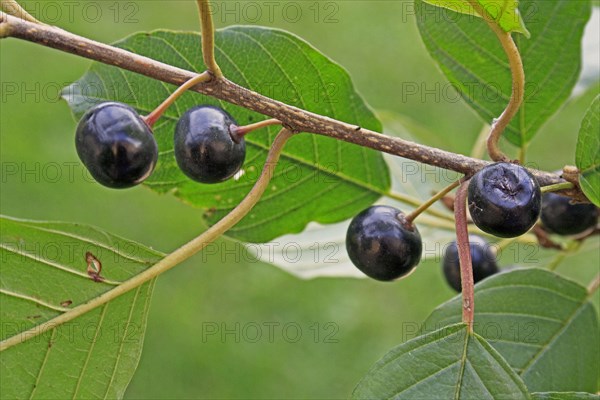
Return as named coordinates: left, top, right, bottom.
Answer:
left=352, top=323, right=530, bottom=399
left=531, top=393, right=599, bottom=400
left=415, top=0, right=592, bottom=146
left=0, top=215, right=163, bottom=399
left=63, top=27, right=389, bottom=243
left=423, top=269, right=599, bottom=393
left=421, top=0, right=530, bottom=36
left=576, top=95, right=600, bottom=206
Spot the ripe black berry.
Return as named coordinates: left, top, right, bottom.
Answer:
left=174, top=105, right=246, bottom=184
left=468, top=162, right=541, bottom=238
left=75, top=102, right=158, bottom=189
left=541, top=192, right=598, bottom=236
left=346, top=205, right=422, bottom=281
left=442, top=235, right=499, bottom=292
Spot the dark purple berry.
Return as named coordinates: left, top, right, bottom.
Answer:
left=75, top=102, right=158, bottom=189
left=541, top=192, right=598, bottom=236
left=442, top=235, right=499, bottom=292
left=346, top=205, right=422, bottom=281
left=174, top=105, right=245, bottom=184
left=468, top=163, right=541, bottom=238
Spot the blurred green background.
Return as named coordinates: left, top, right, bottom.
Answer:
left=1, top=1, right=598, bottom=398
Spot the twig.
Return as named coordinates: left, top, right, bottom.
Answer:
left=0, top=13, right=586, bottom=201
left=455, top=180, right=474, bottom=332
left=0, top=128, right=295, bottom=352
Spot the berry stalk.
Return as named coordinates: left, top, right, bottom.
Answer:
left=541, top=182, right=575, bottom=193
left=230, top=118, right=282, bottom=141
left=405, top=180, right=460, bottom=223
left=143, top=72, right=211, bottom=128
left=454, top=180, right=475, bottom=332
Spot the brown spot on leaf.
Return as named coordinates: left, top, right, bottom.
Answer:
left=60, top=300, right=73, bottom=307
left=85, top=252, right=105, bottom=282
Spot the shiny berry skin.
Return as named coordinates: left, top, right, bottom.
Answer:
left=442, top=235, right=499, bottom=292
left=174, top=105, right=245, bottom=184
left=75, top=102, right=158, bottom=189
left=541, top=192, right=598, bottom=236
left=346, top=205, right=422, bottom=281
left=468, top=163, right=541, bottom=238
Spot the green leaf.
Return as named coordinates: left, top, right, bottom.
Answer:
left=0, top=215, right=164, bottom=399
left=415, top=0, right=592, bottom=146
left=576, top=95, right=600, bottom=206
left=423, top=268, right=600, bottom=393
left=62, top=27, right=390, bottom=243
left=421, top=0, right=530, bottom=37
left=352, top=323, right=530, bottom=399
left=532, top=393, right=599, bottom=400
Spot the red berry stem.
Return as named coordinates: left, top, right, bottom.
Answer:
left=230, top=118, right=282, bottom=142
left=454, top=179, right=475, bottom=332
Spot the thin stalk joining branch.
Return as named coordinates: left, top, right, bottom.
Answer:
left=0, top=128, right=295, bottom=352
left=196, top=0, right=222, bottom=77
left=541, top=182, right=575, bottom=193
left=405, top=180, right=460, bottom=223
left=1, top=0, right=41, bottom=24
left=486, top=30, right=524, bottom=162
left=454, top=180, right=475, bottom=332
left=466, top=1, right=525, bottom=163
left=143, top=72, right=211, bottom=127
left=230, top=118, right=282, bottom=141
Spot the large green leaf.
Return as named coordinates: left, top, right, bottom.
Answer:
left=352, top=323, right=530, bottom=399
left=423, top=269, right=599, bottom=393
left=415, top=0, right=592, bottom=146
left=0, top=215, right=164, bottom=399
left=421, top=0, right=530, bottom=37
left=576, top=95, right=600, bottom=206
left=63, top=27, right=390, bottom=243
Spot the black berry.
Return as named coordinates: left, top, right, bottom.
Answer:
left=174, top=105, right=245, bottom=184
left=468, top=162, right=541, bottom=238
left=346, top=205, right=422, bottom=281
left=442, top=235, right=499, bottom=292
left=541, top=192, right=598, bottom=236
left=75, top=102, right=158, bottom=189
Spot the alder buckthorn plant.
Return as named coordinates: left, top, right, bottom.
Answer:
left=1, top=0, right=599, bottom=399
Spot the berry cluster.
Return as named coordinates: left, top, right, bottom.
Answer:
left=76, top=102, right=245, bottom=189
left=345, top=162, right=597, bottom=290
